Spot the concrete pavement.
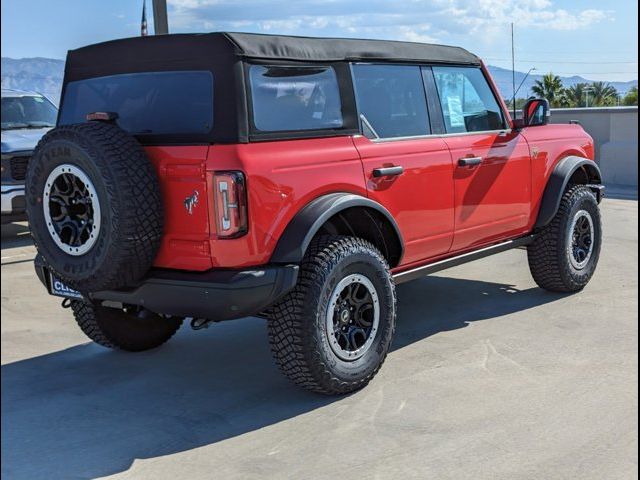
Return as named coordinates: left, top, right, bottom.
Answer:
left=1, top=198, right=638, bottom=480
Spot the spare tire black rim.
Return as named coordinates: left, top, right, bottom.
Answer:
left=326, top=274, right=380, bottom=361
left=568, top=209, right=594, bottom=270
left=43, top=164, right=101, bottom=256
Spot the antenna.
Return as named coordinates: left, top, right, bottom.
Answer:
left=511, top=22, right=516, bottom=118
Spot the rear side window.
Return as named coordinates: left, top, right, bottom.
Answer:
left=432, top=67, right=505, bottom=133
left=352, top=64, right=430, bottom=139
left=59, top=71, right=213, bottom=135
left=248, top=65, right=343, bottom=132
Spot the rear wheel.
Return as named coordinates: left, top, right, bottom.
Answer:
left=71, top=301, right=182, bottom=352
left=528, top=185, right=602, bottom=292
left=267, top=236, right=396, bottom=395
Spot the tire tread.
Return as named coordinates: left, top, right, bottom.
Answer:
left=267, top=235, right=396, bottom=395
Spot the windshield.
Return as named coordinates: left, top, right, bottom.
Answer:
left=1, top=95, right=58, bottom=130
left=59, top=71, right=214, bottom=135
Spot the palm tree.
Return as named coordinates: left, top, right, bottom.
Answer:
left=531, top=73, right=564, bottom=107
left=622, top=86, right=638, bottom=106
left=562, top=83, right=590, bottom=107
left=590, top=81, right=618, bottom=106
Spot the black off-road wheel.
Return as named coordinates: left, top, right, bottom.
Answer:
left=528, top=185, right=602, bottom=292
left=71, top=301, right=182, bottom=352
left=268, top=236, right=396, bottom=395
left=26, top=122, right=163, bottom=293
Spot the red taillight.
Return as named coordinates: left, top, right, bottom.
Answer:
left=213, top=171, right=247, bottom=238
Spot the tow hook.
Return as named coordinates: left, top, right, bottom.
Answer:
left=190, top=317, right=215, bottom=330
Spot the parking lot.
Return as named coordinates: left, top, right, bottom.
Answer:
left=1, top=197, right=637, bottom=480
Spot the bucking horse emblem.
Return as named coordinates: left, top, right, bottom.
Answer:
left=184, top=190, right=199, bottom=215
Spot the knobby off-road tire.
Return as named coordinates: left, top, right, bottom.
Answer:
left=528, top=185, right=602, bottom=292
left=26, top=122, right=163, bottom=293
left=268, top=236, right=396, bottom=395
left=71, top=301, right=182, bottom=352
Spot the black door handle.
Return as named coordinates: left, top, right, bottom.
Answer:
left=373, top=166, right=404, bottom=177
left=457, top=156, right=483, bottom=167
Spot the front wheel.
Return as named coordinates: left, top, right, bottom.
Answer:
left=528, top=185, right=602, bottom=292
left=268, top=236, right=396, bottom=395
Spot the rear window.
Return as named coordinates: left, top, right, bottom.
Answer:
left=59, top=71, right=213, bottom=135
left=248, top=65, right=343, bottom=132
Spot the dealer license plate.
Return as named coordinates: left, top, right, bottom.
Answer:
left=48, top=272, right=83, bottom=299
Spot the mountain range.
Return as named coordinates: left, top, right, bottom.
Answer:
left=1, top=57, right=65, bottom=103
left=1, top=57, right=637, bottom=105
left=487, top=65, right=638, bottom=102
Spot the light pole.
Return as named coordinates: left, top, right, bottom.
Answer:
left=152, top=0, right=169, bottom=34
left=583, top=86, right=594, bottom=108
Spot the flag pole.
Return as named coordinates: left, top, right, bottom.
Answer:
left=511, top=22, right=516, bottom=118
left=141, top=0, right=148, bottom=36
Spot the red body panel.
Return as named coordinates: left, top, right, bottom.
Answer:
left=205, top=137, right=366, bottom=268
left=352, top=135, right=455, bottom=264
left=146, top=62, right=595, bottom=273
left=444, top=131, right=532, bottom=251
left=145, top=146, right=213, bottom=271
left=520, top=123, right=594, bottom=230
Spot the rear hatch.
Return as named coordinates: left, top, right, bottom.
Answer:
left=58, top=70, right=215, bottom=271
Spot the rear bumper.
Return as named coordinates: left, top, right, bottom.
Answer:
left=34, top=256, right=299, bottom=321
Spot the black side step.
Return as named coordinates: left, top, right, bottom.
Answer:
left=392, top=235, right=536, bottom=285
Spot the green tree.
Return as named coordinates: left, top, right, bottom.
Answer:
left=531, top=73, right=564, bottom=107
left=561, top=83, right=590, bottom=107
left=590, top=81, right=618, bottom=106
left=622, top=86, right=638, bottom=106
left=514, top=97, right=530, bottom=109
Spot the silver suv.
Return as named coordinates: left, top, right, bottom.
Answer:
left=2, top=89, right=57, bottom=223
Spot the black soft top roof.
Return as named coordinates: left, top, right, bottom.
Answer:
left=226, top=32, right=479, bottom=64
left=65, top=32, right=480, bottom=78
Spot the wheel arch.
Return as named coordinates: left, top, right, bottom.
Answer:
left=270, top=193, right=404, bottom=267
left=535, top=156, right=603, bottom=229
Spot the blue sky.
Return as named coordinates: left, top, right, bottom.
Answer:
left=1, top=0, right=637, bottom=81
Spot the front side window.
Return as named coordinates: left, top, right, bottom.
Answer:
left=432, top=67, right=505, bottom=133
left=352, top=64, right=430, bottom=139
left=1, top=95, right=57, bottom=130
left=249, top=65, right=343, bottom=132
left=59, top=71, right=214, bottom=135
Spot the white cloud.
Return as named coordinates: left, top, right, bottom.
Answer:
left=165, top=0, right=612, bottom=44
left=398, top=25, right=438, bottom=44
left=439, top=0, right=611, bottom=32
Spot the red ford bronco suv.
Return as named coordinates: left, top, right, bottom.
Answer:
left=27, top=33, right=603, bottom=395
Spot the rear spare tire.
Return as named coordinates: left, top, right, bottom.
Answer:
left=26, top=122, right=163, bottom=293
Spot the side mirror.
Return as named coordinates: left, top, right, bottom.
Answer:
left=521, top=98, right=550, bottom=127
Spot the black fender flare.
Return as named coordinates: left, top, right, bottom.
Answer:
left=535, top=156, right=603, bottom=229
left=270, top=192, right=404, bottom=265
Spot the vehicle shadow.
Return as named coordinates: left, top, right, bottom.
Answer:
left=1, top=222, right=32, bottom=250
left=1, top=276, right=564, bottom=480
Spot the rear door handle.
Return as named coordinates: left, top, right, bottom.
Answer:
left=373, top=166, right=404, bottom=177
left=457, top=156, right=483, bottom=167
